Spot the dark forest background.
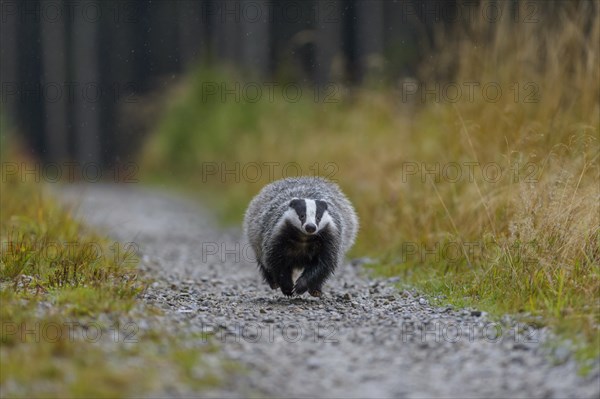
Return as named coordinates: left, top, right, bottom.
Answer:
left=0, top=0, right=586, bottom=167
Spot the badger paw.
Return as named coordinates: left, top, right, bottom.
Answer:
left=293, top=278, right=308, bottom=296
left=308, top=289, right=322, bottom=297
left=280, top=284, right=293, bottom=297
left=268, top=280, right=280, bottom=290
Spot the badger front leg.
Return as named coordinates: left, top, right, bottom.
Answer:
left=278, top=267, right=294, bottom=297
left=293, top=254, right=337, bottom=297
left=258, top=262, right=279, bottom=289
left=266, top=253, right=294, bottom=296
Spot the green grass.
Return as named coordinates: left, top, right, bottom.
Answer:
left=0, top=293, right=230, bottom=398
left=0, top=162, right=142, bottom=314
left=0, top=142, right=233, bottom=396
left=140, top=3, right=600, bottom=371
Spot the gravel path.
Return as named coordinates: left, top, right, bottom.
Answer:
left=61, top=184, right=599, bottom=398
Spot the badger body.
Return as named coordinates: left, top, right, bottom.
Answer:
left=243, top=177, right=358, bottom=297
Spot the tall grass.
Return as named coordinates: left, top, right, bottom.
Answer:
left=141, top=2, right=599, bottom=364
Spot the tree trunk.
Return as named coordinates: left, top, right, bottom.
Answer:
left=315, top=0, right=343, bottom=86
left=72, top=0, right=101, bottom=166
left=240, top=0, right=270, bottom=77
left=0, top=0, right=19, bottom=127
left=178, top=0, right=206, bottom=69
left=41, top=0, right=69, bottom=161
left=211, top=0, right=241, bottom=65
left=355, top=0, right=384, bottom=83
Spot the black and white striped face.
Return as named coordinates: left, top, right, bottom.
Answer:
left=286, top=198, right=332, bottom=235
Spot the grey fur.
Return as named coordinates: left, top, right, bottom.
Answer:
left=244, top=176, right=359, bottom=296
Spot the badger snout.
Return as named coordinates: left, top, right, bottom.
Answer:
left=303, top=223, right=317, bottom=234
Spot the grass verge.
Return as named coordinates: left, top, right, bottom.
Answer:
left=0, top=141, right=230, bottom=397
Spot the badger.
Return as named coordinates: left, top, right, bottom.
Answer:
left=243, top=176, right=358, bottom=297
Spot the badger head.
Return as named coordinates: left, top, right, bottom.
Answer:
left=285, top=198, right=333, bottom=235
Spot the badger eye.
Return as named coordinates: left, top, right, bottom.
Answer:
left=299, top=213, right=306, bottom=221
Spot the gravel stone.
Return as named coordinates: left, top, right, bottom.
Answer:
left=60, top=185, right=600, bottom=399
